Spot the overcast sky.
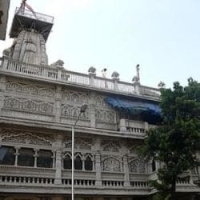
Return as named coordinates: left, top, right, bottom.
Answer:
left=0, top=0, right=200, bottom=88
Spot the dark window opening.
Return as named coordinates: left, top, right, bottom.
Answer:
left=85, top=156, right=93, bottom=171
left=18, top=148, right=34, bottom=167
left=37, top=150, right=53, bottom=168
left=75, top=156, right=82, bottom=170
left=64, top=155, right=72, bottom=169
left=152, top=159, right=156, bottom=172
left=0, top=146, right=15, bottom=165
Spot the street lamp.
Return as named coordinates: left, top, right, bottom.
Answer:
left=72, top=104, right=88, bottom=200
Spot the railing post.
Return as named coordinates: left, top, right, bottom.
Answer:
left=112, top=77, right=119, bottom=90
left=57, top=67, right=63, bottom=80
left=55, top=85, right=62, bottom=123
left=89, top=72, right=96, bottom=87
left=2, top=57, right=9, bottom=70
left=120, top=119, right=127, bottom=132
left=54, top=134, right=64, bottom=185
left=133, top=82, right=140, bottom=95
left=123, top=155, right=130, bottom=187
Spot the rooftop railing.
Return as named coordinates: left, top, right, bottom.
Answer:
left=15, top=7, right=54, bottom=24
left=0, top=58, right=160, bottom=99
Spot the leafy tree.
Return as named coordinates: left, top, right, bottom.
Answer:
left=141, top=78, right=200, bottom=200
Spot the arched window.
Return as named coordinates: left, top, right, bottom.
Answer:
left=0, top=146, right=15, bottom=165
left=64, top=155, right=72, bottom=169
left=37, top=150, right=53, bottom=168
left=75, top=155, right=82, bottom=170
left=85, top=156, right=93, bottom=171
left=18, top=148, right=34, bottom=167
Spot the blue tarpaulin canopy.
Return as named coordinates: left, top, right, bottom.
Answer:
left=105, top=97, right=161, bottom=117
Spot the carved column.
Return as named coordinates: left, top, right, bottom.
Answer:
left=94, top=137, right=102, bottom=187
left=82, top=157, right=86, bottom=171
left=123, top=155, right=130, bottom=187
left=0, top=75, right=6, bottom=113
left=34, top=149, right=39, bottom=168
left=89, top=92, right=96, bottom=128
left=54, top=134, right=64, bottom=185
left=14, top=147, right=20, bottom=167
left=55, top=85, right=62, bottom=123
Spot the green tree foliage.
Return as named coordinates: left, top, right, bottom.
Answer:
left=142, top=78, right=200, bottom=200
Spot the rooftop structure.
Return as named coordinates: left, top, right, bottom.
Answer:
left=10, top=7, right=54, bottom=41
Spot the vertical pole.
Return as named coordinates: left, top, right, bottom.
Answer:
left=72, top=125, right=75, bottom=200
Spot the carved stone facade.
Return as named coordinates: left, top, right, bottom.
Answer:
left=4, top=30, right=48, bottom=65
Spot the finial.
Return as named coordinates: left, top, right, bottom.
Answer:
left=88, top=66, right=96, bottom=74
left=136, top=64, right=140, bottom=84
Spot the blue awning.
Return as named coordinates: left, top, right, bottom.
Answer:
left=105, top=97, right=161, bottom=116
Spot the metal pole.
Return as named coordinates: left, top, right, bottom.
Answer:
left=72, top=125, right=75, bottom=200
left=71, top=104, right=88, bottom=200
left=72, top=126, right=74, bottom=200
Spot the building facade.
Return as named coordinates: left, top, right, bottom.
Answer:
left=0, top=0, right=10, bottom=40
left=0, top=5, right=199, bottom=200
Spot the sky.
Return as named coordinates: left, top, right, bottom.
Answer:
left=0, top=0, right=200, bottom=88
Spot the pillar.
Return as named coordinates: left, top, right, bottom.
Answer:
left=14, top=147, right=20, bottom=167
left=54, top=134, right=64, bottom=185
left=112, top=77, right=119, bottom=90
left=89, top=73, right=96, bottom=86
left=94, top=137, right=102, bottom=187
left=89, top=92, right=96, bottom=128
left=55, top=85, right=62, bottom=123
left=123, top=155, right=130, bottom=187
left=0, top=75, right=6, bottom=113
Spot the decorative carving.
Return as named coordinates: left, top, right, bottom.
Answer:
left=6, top=82, right=55, bottom=97
left=129, top=158, right=146, bottom=173
left=95, top=109, right=115, bottom=123
left=5, top=30, right=48, bottom=65
left=102, top=140, right=120, bottom=152
left=88, top=66, right=96, bottom=74
left=102, top=156, right=121, bottom=172
left=64, top=137, right=92, bottom=150
left=4, top=97, right=54, bottom=114
left=111, top=71, right=120, bottom=79
left=94, top=95, right=108, bottom=107
left=62, top=90, right=88, bottom=104
left=0, top=128, right=54, bottom=146
left=50, top=59, right=64, bottom=68
left=61, top=104, right=89, bottom=119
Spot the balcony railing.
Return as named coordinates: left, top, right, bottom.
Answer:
left=0, top=58, right=160, bottom=99
left=119, top=119, right=150, bottom=135
left=15, top=7, right=54, bottom=24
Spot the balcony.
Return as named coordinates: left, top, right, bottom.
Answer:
left=119, top=119, right=157, bottom=136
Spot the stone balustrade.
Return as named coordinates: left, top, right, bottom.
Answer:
left=119, top=119, right=150, bottom=135
left=0, top=58, right=160, bottom=99
left=0, top=175, right=54, bottom=185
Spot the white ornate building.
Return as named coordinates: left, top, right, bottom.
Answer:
left=0, top=4, right=199, bottom=200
